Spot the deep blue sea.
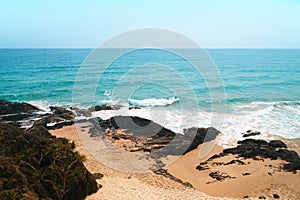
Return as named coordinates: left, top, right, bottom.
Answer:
left=0, top=49, right=299, bottom=146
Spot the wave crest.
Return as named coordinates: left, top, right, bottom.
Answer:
left=128, top=96, right=179, bottom=107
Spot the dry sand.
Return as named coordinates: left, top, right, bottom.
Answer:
left=50, top=125, right=300, bottom=199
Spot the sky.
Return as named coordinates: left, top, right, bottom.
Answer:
left=0, top=0, right=300, bottom=48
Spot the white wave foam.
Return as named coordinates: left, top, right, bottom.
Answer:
left=94, top=100, right=300, bottom=148
left=215, top=101, right=300, bottom=147
left=128, top=96, right=179, bottom=107
left=27, top=100, right=52, bottom=113
left=29, top=99, right=299, bottom=149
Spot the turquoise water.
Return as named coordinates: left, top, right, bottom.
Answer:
left=0, top=49, right=299, bottom=143
left=1, top=49, right=299, bottom=105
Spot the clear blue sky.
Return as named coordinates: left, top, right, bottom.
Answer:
left=1, top=0, right=300, bottom=48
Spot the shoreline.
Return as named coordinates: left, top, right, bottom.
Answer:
left=12, top=98, right=300, bottom=148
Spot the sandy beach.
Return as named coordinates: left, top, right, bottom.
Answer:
left=50, top=125, right=230, bottom=200
left=50, top=125, right=300, bottom=199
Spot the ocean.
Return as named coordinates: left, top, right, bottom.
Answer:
left=0, top=48, right=299, bottom=146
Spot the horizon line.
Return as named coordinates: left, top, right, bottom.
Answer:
left=1, top=47, right=300, bottom=49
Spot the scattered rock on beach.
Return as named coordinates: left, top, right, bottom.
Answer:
left=208, top=171, right=236, bottom=181
left=197, top=139, right=300, bottom=173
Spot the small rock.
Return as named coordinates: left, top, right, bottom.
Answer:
left=242, top=172, right=251, bottom=176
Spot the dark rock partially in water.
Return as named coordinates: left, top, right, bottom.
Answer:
left=129, top=106, right=141, bottom=110
left=0, top=100, right=75, bottom=130
left=44, top=107, right=75, bottom=130
left=242, top=130, right=261, bottom=137
left=0, top=100, right=40, bottom=123
left=0, top=123, right=99, bottom=200
left=0, top=100, right=40, bottom=115
left=91, top=105, right=122, bottom=111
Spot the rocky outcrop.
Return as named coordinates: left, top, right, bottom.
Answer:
left=0, top=100, right=75, bottom=130
left=44, top=107, right=75, bottom=130
left=97, top=116, right=220, bottom=155
left=0, top=123, right=99, bottom=200
left=0, top=100, right=39, bottom=115
left=0, top=100, right=40, bottom=122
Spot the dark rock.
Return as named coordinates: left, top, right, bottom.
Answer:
left=258, top=196, right=266, bottom=199
left=242, top=172, right=251, bottom=176
left=89, top=105, right=122, bottom=111
left=273, top=193, right=280, bottom=198
left=242, top=130, right=261, bottom=137
left=99, top=116, right=220, bottom=156
left=0, top=100, right=40, bottom=115
left=208, top=171, right=235, bottom=181
left=47, top=121, right=75, bottom=130
left=92, top=173, right=104, bottom=179
left=225, top=160, right=246, bottom=165
left=43, top=106, right=75, bottom=130
left=196, top=165, right=209, bottom=171
left=0, top=113, right=33, bottom=122
left=129, top=106, right=141, bottom=110
left=269, top=140, right=287, bottom=148
left=183, top=127, right=220, bottom=154
left=152, top=169, right=193, bottom=188
left=208, top=154, right=222, bottom=161
left=0, top=100, right=40, bottom=123
left=0, top=123, right=98, bottom=200
left=203, top=138, right=300, bottom=173
left=48, top=106, right=74, bottom=121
